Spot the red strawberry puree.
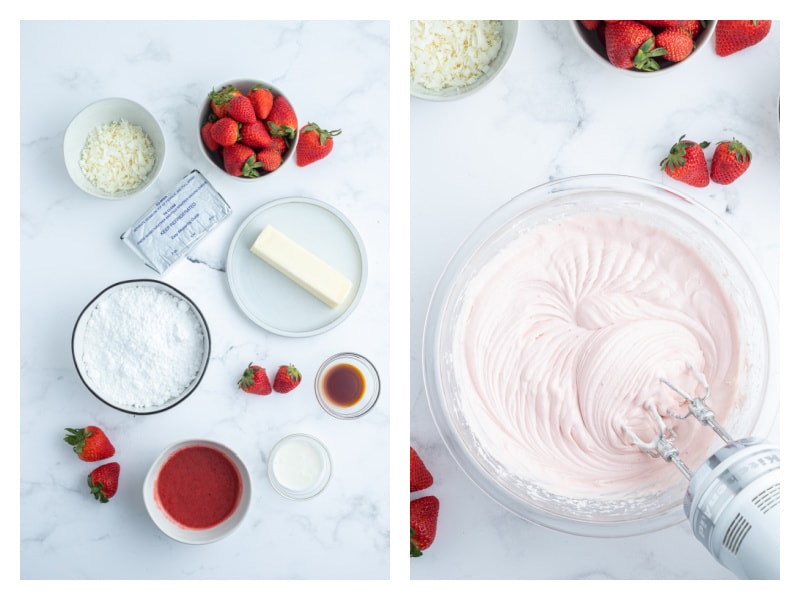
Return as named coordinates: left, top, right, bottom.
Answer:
left=155, top=445, right=242, bottom=530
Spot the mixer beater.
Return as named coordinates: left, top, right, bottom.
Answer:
left=626, top=362, right=780, bottom=580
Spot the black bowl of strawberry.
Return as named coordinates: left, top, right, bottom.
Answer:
left=198, top=79, right=298, bottom=179
left=571, top=20, right=716, bottom=75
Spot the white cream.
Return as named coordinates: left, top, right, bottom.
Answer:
left=271, top=437, right=326, bottom=493
left=451, top=213, right=740, bottom=499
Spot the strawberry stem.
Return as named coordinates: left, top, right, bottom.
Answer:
left=633, top=37, right=668, bottom=71
left=723, top=138, right=751, bottom=162
left=88, top=477, right=109, bottom=503
left=410, top=527, right=423, bottom=557
left=301, top=122, right=342, bottom=146
left=241, top=155, right=264, bottom=178
left=64, top=427, right=92, bottom=454
left=660, top=134, right=709, bottom=172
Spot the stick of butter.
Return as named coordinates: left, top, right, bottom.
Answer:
left=250, top=224, right=353, bottom=308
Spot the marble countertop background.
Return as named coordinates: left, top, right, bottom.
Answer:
left=12, top=12, right=792, bottom=595
left=19, top=20, right=390, bottom=580
left=410, top=20, right=780, bottom=580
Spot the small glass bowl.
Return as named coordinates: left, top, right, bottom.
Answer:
left=423, top=174, right=778, bottom=537
left=314, top=353, right=380, bottom=419
left=267, top=434, right=332, bottom=500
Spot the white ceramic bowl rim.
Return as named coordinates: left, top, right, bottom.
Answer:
left=422, top=173, right=778, bottom=537
left=198, top=79, right=298, bottom=179
left=71, top=278, right=211, bottom=415
left=569, top=20, right=717, bottom=78
left=63, top=97, right=166, bottom=199
left=410, top=20, right=519, bottom=101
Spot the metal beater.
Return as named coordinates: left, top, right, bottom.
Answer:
left=626, top=362, right=780, bottom=580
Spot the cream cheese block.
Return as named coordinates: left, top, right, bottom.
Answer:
left=250, top=224, right=353, bottom=308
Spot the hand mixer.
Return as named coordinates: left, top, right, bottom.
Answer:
left=625, top=363, right=780, bottom=580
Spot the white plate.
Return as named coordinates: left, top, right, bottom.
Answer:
left=226, top=197, right=367, bottom=337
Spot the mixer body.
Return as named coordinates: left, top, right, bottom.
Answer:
left=684, top=438, right=780, bottom=580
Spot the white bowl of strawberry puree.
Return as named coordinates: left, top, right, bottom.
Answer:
left=423, top=174, right=778, bottom=537
left=143, top=439, right=251, bottom=544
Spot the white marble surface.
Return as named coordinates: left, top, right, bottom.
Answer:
left=410, top=20, right=780, bottom=580
left=20, top=20, right=389, bottom=580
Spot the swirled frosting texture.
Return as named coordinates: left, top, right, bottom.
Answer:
left=452, top=214, right=740, bottom=499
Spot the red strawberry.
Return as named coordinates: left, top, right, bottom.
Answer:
left=710, top=138, right=752, bottom=184
left=638, top=20, right=686, bottom=28
left=655, top=27, right=695, bottom=62
left=210, top=117, right=240, bottom=147
left=660, top=134, right=710, bottom=188
left=410, top=446, right=434, bottom=492
left=200, top=120, right=219, bottom=152
left=248, top=86, right=274, bottom=120
left=264, top=132, right=287, bottom=155
left=715, top=20, right=772, bottom=57
left=222, top=143, right=263, bottom=177
left=604, top=20, right=667, bottom=70
left=410, top=495, right=439, bottom=557
left=239, top=120, right=272, bottom=149
left=256, top=148, right=283, bottom=172
left=238, top=363, right=272, bottom=395
left=267, top=95, right=298, bottom=139
left=226, top=95, right=258, bottom=124
left=681, top=20, right=704, bottom=39
left=208, top=85, right=242, bottom=119
left=296, top=123, right=342, bottom=167
left=64, top=426, right=115, bottom=462
left=272, top=364, right=301, bottom=393
left=87, top=462, right=120, bottom=503
left=578, top=20, right=600, bottom=31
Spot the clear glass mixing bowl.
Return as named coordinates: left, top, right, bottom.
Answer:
left=422, top=174, right=778, bottom=537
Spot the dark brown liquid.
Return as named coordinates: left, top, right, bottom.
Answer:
left=322, top=363, right=365, bottom=407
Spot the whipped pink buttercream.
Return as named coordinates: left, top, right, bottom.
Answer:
left=452, top=213, right=740, bottom=500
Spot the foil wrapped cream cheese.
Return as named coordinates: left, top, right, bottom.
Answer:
left=121, top=170, right=231, bottom=273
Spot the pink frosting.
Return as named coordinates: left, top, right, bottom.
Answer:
left=452, top=213, right=740, bottom=499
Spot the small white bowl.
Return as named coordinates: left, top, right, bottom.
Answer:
left=267, top=434, right=332, bottom=500
left=411, top=20, right=518, bottom=101
left=71, top=279, right=211, bottom=415
left=198, top=79, right=298, bottom=180
left=570, top=20, right=716, bottom=77
left=63, top=97, right=166, bottom=199
left=143, top=440, right=251, bottom=544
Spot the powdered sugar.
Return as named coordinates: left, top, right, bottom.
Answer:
left=80, top=285, right=206, bottom=409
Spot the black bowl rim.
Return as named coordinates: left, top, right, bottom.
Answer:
left=71, top=278, right=211, bottom=415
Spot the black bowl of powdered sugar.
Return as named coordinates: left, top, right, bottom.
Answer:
left=71, top=279, right=211, bottom=415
